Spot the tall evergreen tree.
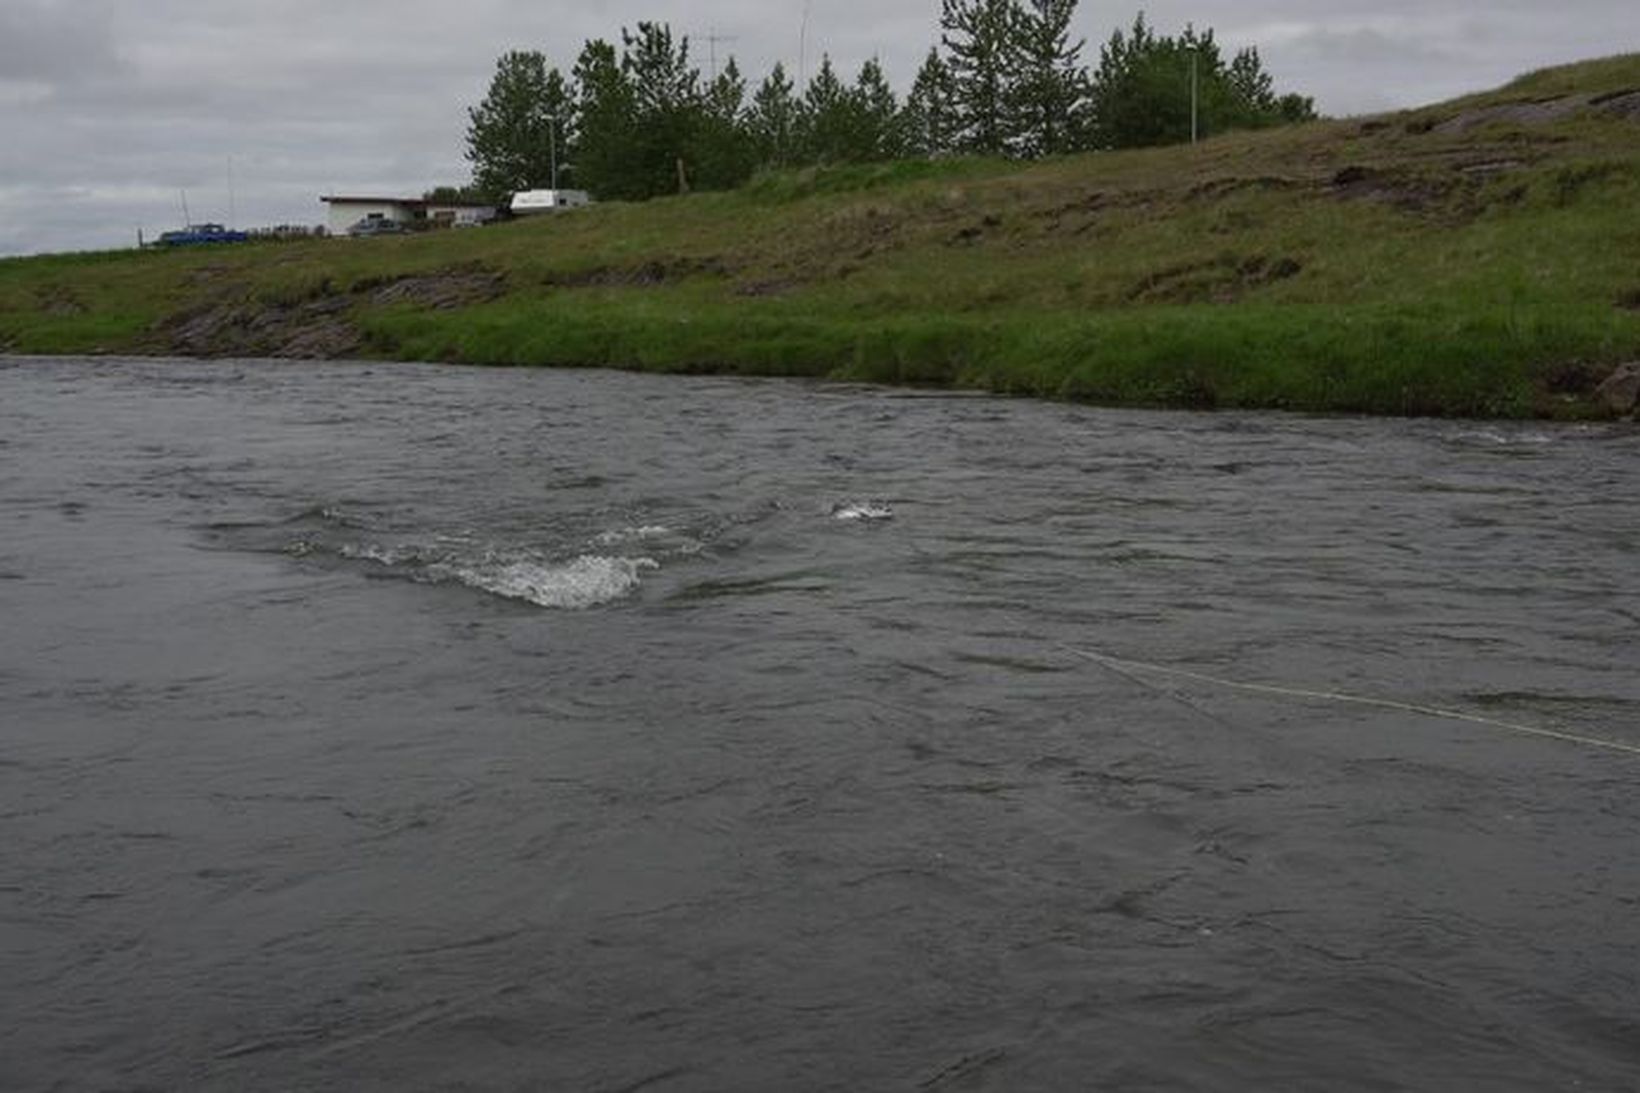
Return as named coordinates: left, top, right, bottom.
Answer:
left=940, top=0, right=1019, bottom=156
left=465, top=50, right=561, bottom=199
left=705, top=57, right=747, bottom=121
left=747, top=62, right=799, bottom=167
left=795, top=55, right=853, bottom=164
left=694, top=57, right=757, bottom=189
left=1225, top=46, right=1276, bottom=118
left=1010, top=0, right=1087, bottom=157
left=852, top=57, right=904, bottom=162
left=902, top=49, right=959, bottom=157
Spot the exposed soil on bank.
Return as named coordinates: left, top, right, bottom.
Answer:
left=155, top=268, right=508, bottom=359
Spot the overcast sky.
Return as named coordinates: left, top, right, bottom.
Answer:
left=1, top=0, right=1633, bottom=256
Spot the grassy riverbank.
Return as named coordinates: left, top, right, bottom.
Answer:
left=5, top=56, right=1640, bottom=416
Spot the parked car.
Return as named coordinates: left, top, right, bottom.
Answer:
left=347, top=217, right=407, bottom=237
left=155, top=223, right=249, bottom=246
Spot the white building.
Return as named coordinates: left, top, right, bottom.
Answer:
left=320, top=195, right=498, bottom=235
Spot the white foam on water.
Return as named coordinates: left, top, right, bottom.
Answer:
left=1451, top=427, right=1559, bottom=447
left=328, top=537, right=658, bottom=609
left=592, top=524, right=674, bottom=545
left=446, top=554, right=659, bottom=609
left=339, top=542, right=418, bottom=566
left=832, top=500, right=894, bottom=522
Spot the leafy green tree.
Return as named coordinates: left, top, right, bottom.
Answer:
left=621, top=22, right=702, bottom=195
left=465, top=51, right=565, bottom=199
left=940, top=0, right=1019, bottom=155
left=423, top=184, right=491, bottom=203
left=465, top=10, right=1316, bottom=199
left=1010, top=0, right=1087, bottom=156
left=1088, top=14, right=1178, bottom=148
left=1276, top=91, right=1318, bottom=124
left=573, top=38, right=641, bottom=199
left=1089, top=14, right=1315, bottom=149
left=1225, top=47, right=1316, bottom=126
left=539, top=68, right=579, bottom=188
left=747, top=62, right=799, bottom=167
left=902, top=49, right=959, bottom=157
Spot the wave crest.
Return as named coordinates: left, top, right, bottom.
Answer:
left=832, top=500, right=893, bottom=522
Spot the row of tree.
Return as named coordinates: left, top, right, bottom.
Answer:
left=464, top=5, right=1317, bottom=203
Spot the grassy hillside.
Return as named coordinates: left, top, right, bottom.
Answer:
left=5, top=55, right=1640, bottom=417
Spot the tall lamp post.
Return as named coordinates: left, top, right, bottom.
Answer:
left=548, top=115, right=559, bottom=191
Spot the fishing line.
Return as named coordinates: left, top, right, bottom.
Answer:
left=1060, top=645, right=1640, bottom=758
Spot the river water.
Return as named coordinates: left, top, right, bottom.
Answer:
left=2, top=355, right=1637, bottom=1091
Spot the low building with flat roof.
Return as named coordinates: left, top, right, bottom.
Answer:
left=320, top=195, right=497, bottom=235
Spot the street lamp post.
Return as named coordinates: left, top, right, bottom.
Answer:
left=548, top=115, right=559, bottom=191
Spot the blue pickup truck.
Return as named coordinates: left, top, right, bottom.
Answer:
left=156, top=223, right=249, bottom=246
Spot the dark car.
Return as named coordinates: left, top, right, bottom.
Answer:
left=346, top=217, right=408, bottom=237
left=156, top=223, right=248, bottom=246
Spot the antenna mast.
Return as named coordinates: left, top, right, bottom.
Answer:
left=800, top=1, right=811, bottom=86
left=703, top=28, right=739, bottom=82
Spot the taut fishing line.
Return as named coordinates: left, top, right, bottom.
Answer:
left=1060, top=645, right=1640, bottom=758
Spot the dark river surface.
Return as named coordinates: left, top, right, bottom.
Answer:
left=3, top=355, right=1638, bottom=1091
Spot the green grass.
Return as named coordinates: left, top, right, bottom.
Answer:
left=358, top=293, right=1631, bottom=417
left=1497, top=54, right=1640, bottom=100
left=5, top=54, right=1640, bottom=417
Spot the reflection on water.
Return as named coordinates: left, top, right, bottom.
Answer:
left=2, top=356, right=1638, bottom=1091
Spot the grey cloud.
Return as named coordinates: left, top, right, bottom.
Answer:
left=0, top=0, right=124, bottom=86
left=1266, top=26, right=1460, bottom=66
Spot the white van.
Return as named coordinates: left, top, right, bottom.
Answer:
left=510, top=189, right=592, bottom=215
